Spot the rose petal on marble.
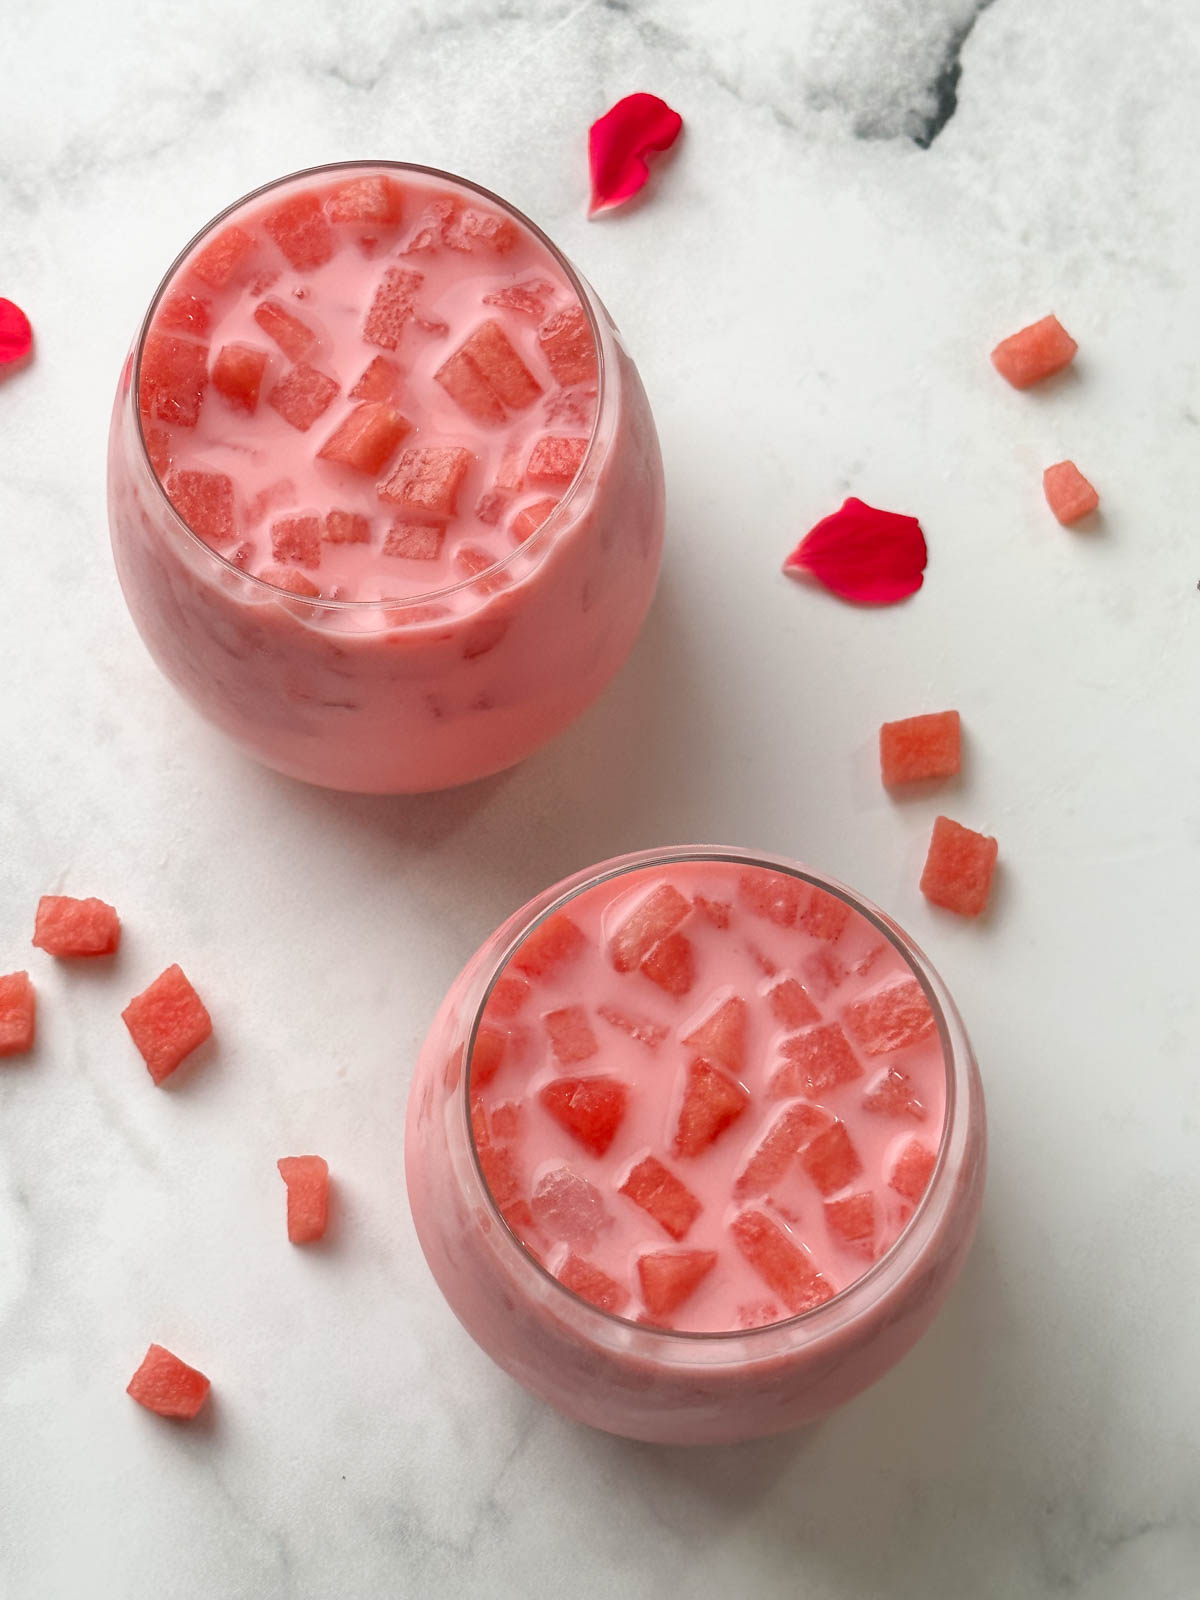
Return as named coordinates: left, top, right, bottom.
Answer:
left=783, top=497, right=927, bottom=605
left=588, top=93, right=683, bottom=216
left=0, top=298, right=33, bottom=370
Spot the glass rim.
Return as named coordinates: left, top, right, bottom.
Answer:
left=131, top=158, right=608, bottom=612
left=462, top=844, right=969, bottom=1346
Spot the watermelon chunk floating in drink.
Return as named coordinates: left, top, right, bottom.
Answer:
left=637, top=1249, right=717, bottom=1318
left=539, top=1075, right=629, bottom=1156
left=731, top=1210, right=833, bottom=1315
left=211, top=342, right=268, bottom=414
left=609, top=883, right=691, bottom=973
left=673, top=1058, right=749, bottom=1157
left=618, top=1154, right=702, bottom=1240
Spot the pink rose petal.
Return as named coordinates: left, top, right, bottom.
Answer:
left=0, top=299, right=33, bottom=370
left=783, top=497, right=927, bottom=605
left=588, top=93, right=683, bottom=216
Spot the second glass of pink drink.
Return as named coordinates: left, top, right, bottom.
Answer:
left=107, top=163, right=664, bottom=792
left=406, top=848, right=987, bottom=1445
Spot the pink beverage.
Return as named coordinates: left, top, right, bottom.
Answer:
left=406, top=848, right=986, bottom=1445
left=107, top=164, right=665, bottom=793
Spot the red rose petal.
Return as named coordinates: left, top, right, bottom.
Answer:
left=0, top=298, right=33, bottom=370
left=783, top=497, right=927, bottom=606
left=588, top=93, right=683, bottom=217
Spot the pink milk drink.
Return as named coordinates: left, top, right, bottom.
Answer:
left=107, top=163, right=665, bottom=792
left=406, top=848, right=986, bottom=1444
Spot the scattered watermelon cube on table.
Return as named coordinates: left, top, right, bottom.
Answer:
left=33, top=895, right=121, bottom=957
left=1043, top=460, right=1099, bottom=525
left=990, top=314, right=1077, bottom=388
left=880, top=710, right=962, bottom=787
left=121, top=964, right=212, bottom=1084
left=0, top=971, right=36, bottom=1057
left=127, top=1343, right=210, bottom=1419
left=920, top=816, right=998, bottom=917
left=277, top=1155, right=330, bottom=1243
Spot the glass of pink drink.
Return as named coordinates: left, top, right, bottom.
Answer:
left=406, top=847, right=986, bottom=1445
left=107, top=163, right=664, bottom=793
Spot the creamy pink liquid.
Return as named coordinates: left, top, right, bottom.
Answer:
left=469, top=861, right=948, bottom=1334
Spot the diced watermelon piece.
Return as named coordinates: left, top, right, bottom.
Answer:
left=767, top=977, right=821, bottom=1029
left=378, top=446, right=472, bottom=518
left=318, top=402, right=410, bottom=475
left=350, top=354, right=402, bottom=402
left=799, top=1121, right=862, bottom=1196
left=323, top=509, right=370, bottom=544
left=260, top=567, right=321, bottom=598
left=682, top=995, right=746, bottom=1073
left=991, top=314, right=1077, bottom=389
left=527, top=434, right=588, bottom=485
left=433, top=200, right=518, bottom=255
left=618, top=1154, right=701, bottom=1240
left=862, top=1067, right=926, bottom=1120
left=139, top=331, right=208, bottom=428
left=825, top=1192, right=877, bottom=1257
left=731, top=1210, right=833, bottom=1315
left=673, top=1058, right=749, bottom=1157
left=326, top=175, right=404, bottom=225
left=484, top=278, right=554, bottom=318
left=801, top=947, right=848, bottom=1001
left=539, top=1076, right=628, bottom=1156
left=144, top=426, right=172, bottom=477
left=159, top=291, right=211, bottom=337
left=165, top=470, right=236, bottom=546
left=889, top=1137, right=937, bottom=1202
left=33, top=895, right=120, bottom=957
left=245, top=479, right=296, bottom=524
left=469, top=1024, right=511, bottom=1088
left=263, top=191, right=335, bottom=271
left=558, top=1253, right=627, bottom=1314
left=363, top=266, right=425, bottom=350
left=733, top=1100, right=833, bottom=1198
left=510, top=912, right=586, bottom=978
left=920, top=816, right=998, bottom=917
left=640, top=931, right=695, bottom=997
left=609, top=882, right=691, bottom=972
left=126, top=1344, right=210, bottom=1419
left=267, top=363, right=340, bottom=432
left=1043, top=460, right=1099, bottom=525
left=277, top=1154, right=329, bottom=1243
left=844, top=977, right=936, bottom=1055
left=436, top=320, right=542, bottom=425
left=510, top=496, right=560, bottom=544
left=483, top=975, right=531, bottom=1021
left=474, top=1132, right=529, bottom=1231
left=880, top=709, right=961, bottom=787
left=531, top=1165, right=608, bottom=1248
left=190, top=224, right=256, bottom=289
left=0, top=971, right=35, bottom=1057
left=738, top=867, right=803, bottom=927
left=800, top=888, right=850, bottom=942
left=455, top=545, right=510, bottom=593
left=637, top=1248, right=717, bottom=1318
left=121, top=965, right=212, bottom=1084
left=596, top=1004, right=667, bottom=1049
left=543, top=1004, right=598, bottom=1065
left=251, top=298, right=315, bottom=363
left=538, top=306, right=598, bottom=387
left=475, top=489, right=508, bottom=525
left=271, top=515, right=321, bottom=568
left=736, top=1300, right=782, bottom=1329
left=383, top=520, right=444, bottom=560
left=769, top=1022, right=862, bottom=1097
left=489, top=1100, right=522, bottom=1140
left=211, top=342, right=268, bottom=414
left=693, top=895, right=732, bottom=929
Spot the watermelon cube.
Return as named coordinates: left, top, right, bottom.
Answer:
left=510, top=912, right=586, bottom=978
left=693, top=895, right=732, bottom=929
left=267, top=363, right=340, bottom=432
left=618, top=1154, right=701, bottom=1240
left=483, top=975, right=531, bottom=1022
left=637, top=1248, right=717, bottom=1319
left=263, top=191, right=335, bottom=271
left=165, top=470, right=236, bottom=546
left=862, top=1066, right=926, bottom=1120
left=767, top=977, right=820, bottom=1030
left=277, top=1154, right=329, bottom=1243
left=682, top=994, right=747, bottom=1073
left=539, top=1076, right=628, bottom=1156
left=558, top=1253, right=627, bottom=1314
left=144, top=426, right=172, bottom=478
left=363, top=267, right=425, bottom=350
left=799, top=888, right=850, bottom=942
left=510, top=496, right=560, bottom=544
left=438, top=202, right=518, bottom=255
left=323, top=510, right=370, bottom=544
left=596, top=1005, right=668, bottom=1049
left=252, top=298, right=316, bottom=363
left=455, top=546, right=510, bottom=594
left=769, top=1022, right=862, bottom=1097
left=33, top=895, right=120, bottom=957
left=799, top=1121, right=862, bottom=1196
left=139, top=331, right=208, bottom=428
left=527, top=435, right=588, bottom=485
left=880, top=710, right=962, bottom=787
left=889, top=1138, right=937, bottom=1203
left=733, top=1100, right=832, bottom=1199
left=844, top=977, right=936, bottom=1055
left=488, top=1100, right=523, bottom=1140
left=920, top=816, right=998, bottom=917
left=269, top=515, right=321, bottom=568
left=736, top=1300, right=782, bottom=1329
left=0, top=971, right=35, bottom=1057
left=531, top=1165, right=608, bottom=1248
left=731, top=1210, right=833, bottom=1315
left=640, top=931, right=695, bottom=997
left=738, top=868, right=803, bottom=927
left=211, top=342, right=268, bottom=414
left=1043, top=460, right=1099, bottom=525
left=326, top=175, right=404, bottom=225
left=159, top=291, right=211, bottom=337
left=469, top=1024, right=511, bottom=1089
left=801, top=948, right=848, bottom=1002
left=538, top=305, right=598, bottom=387
left=543, top=1004, right=598, bottom=1065
left=260, top=567, right=321, bottom=598
left=473, top=1135, right=530, bottom=1234
left=484, top=279, right=554, bottom=319
left=991, top=314, right=1077, bottom=388
left=121, top=964, right=212, bottom=1085
left=436, top=320, right=542, bottom=425
left=378, top=446, right=472, bottom=518
left=126, top=1344, right=210, bottom=1419
left=190, top=224, right=256, bottom=290
left=318, top=402, right=411, bottom=475
left=383, top=521, right=444, bottom=560
left=609, top=882, right=691, bottom=973
left=350, top=355, right=402, bottom=403
left=825, top=1192, right=877, bottom=1257
left=673, top=1058, right=749, bottom=1157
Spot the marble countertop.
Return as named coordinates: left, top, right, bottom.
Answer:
left=3, top=0, right=1199, bottom=1595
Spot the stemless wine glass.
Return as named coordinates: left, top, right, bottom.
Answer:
left=107, top=162, right=665, bottom=793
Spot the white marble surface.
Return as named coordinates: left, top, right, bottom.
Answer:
left=3, top=0, right=1199, bottom=1594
